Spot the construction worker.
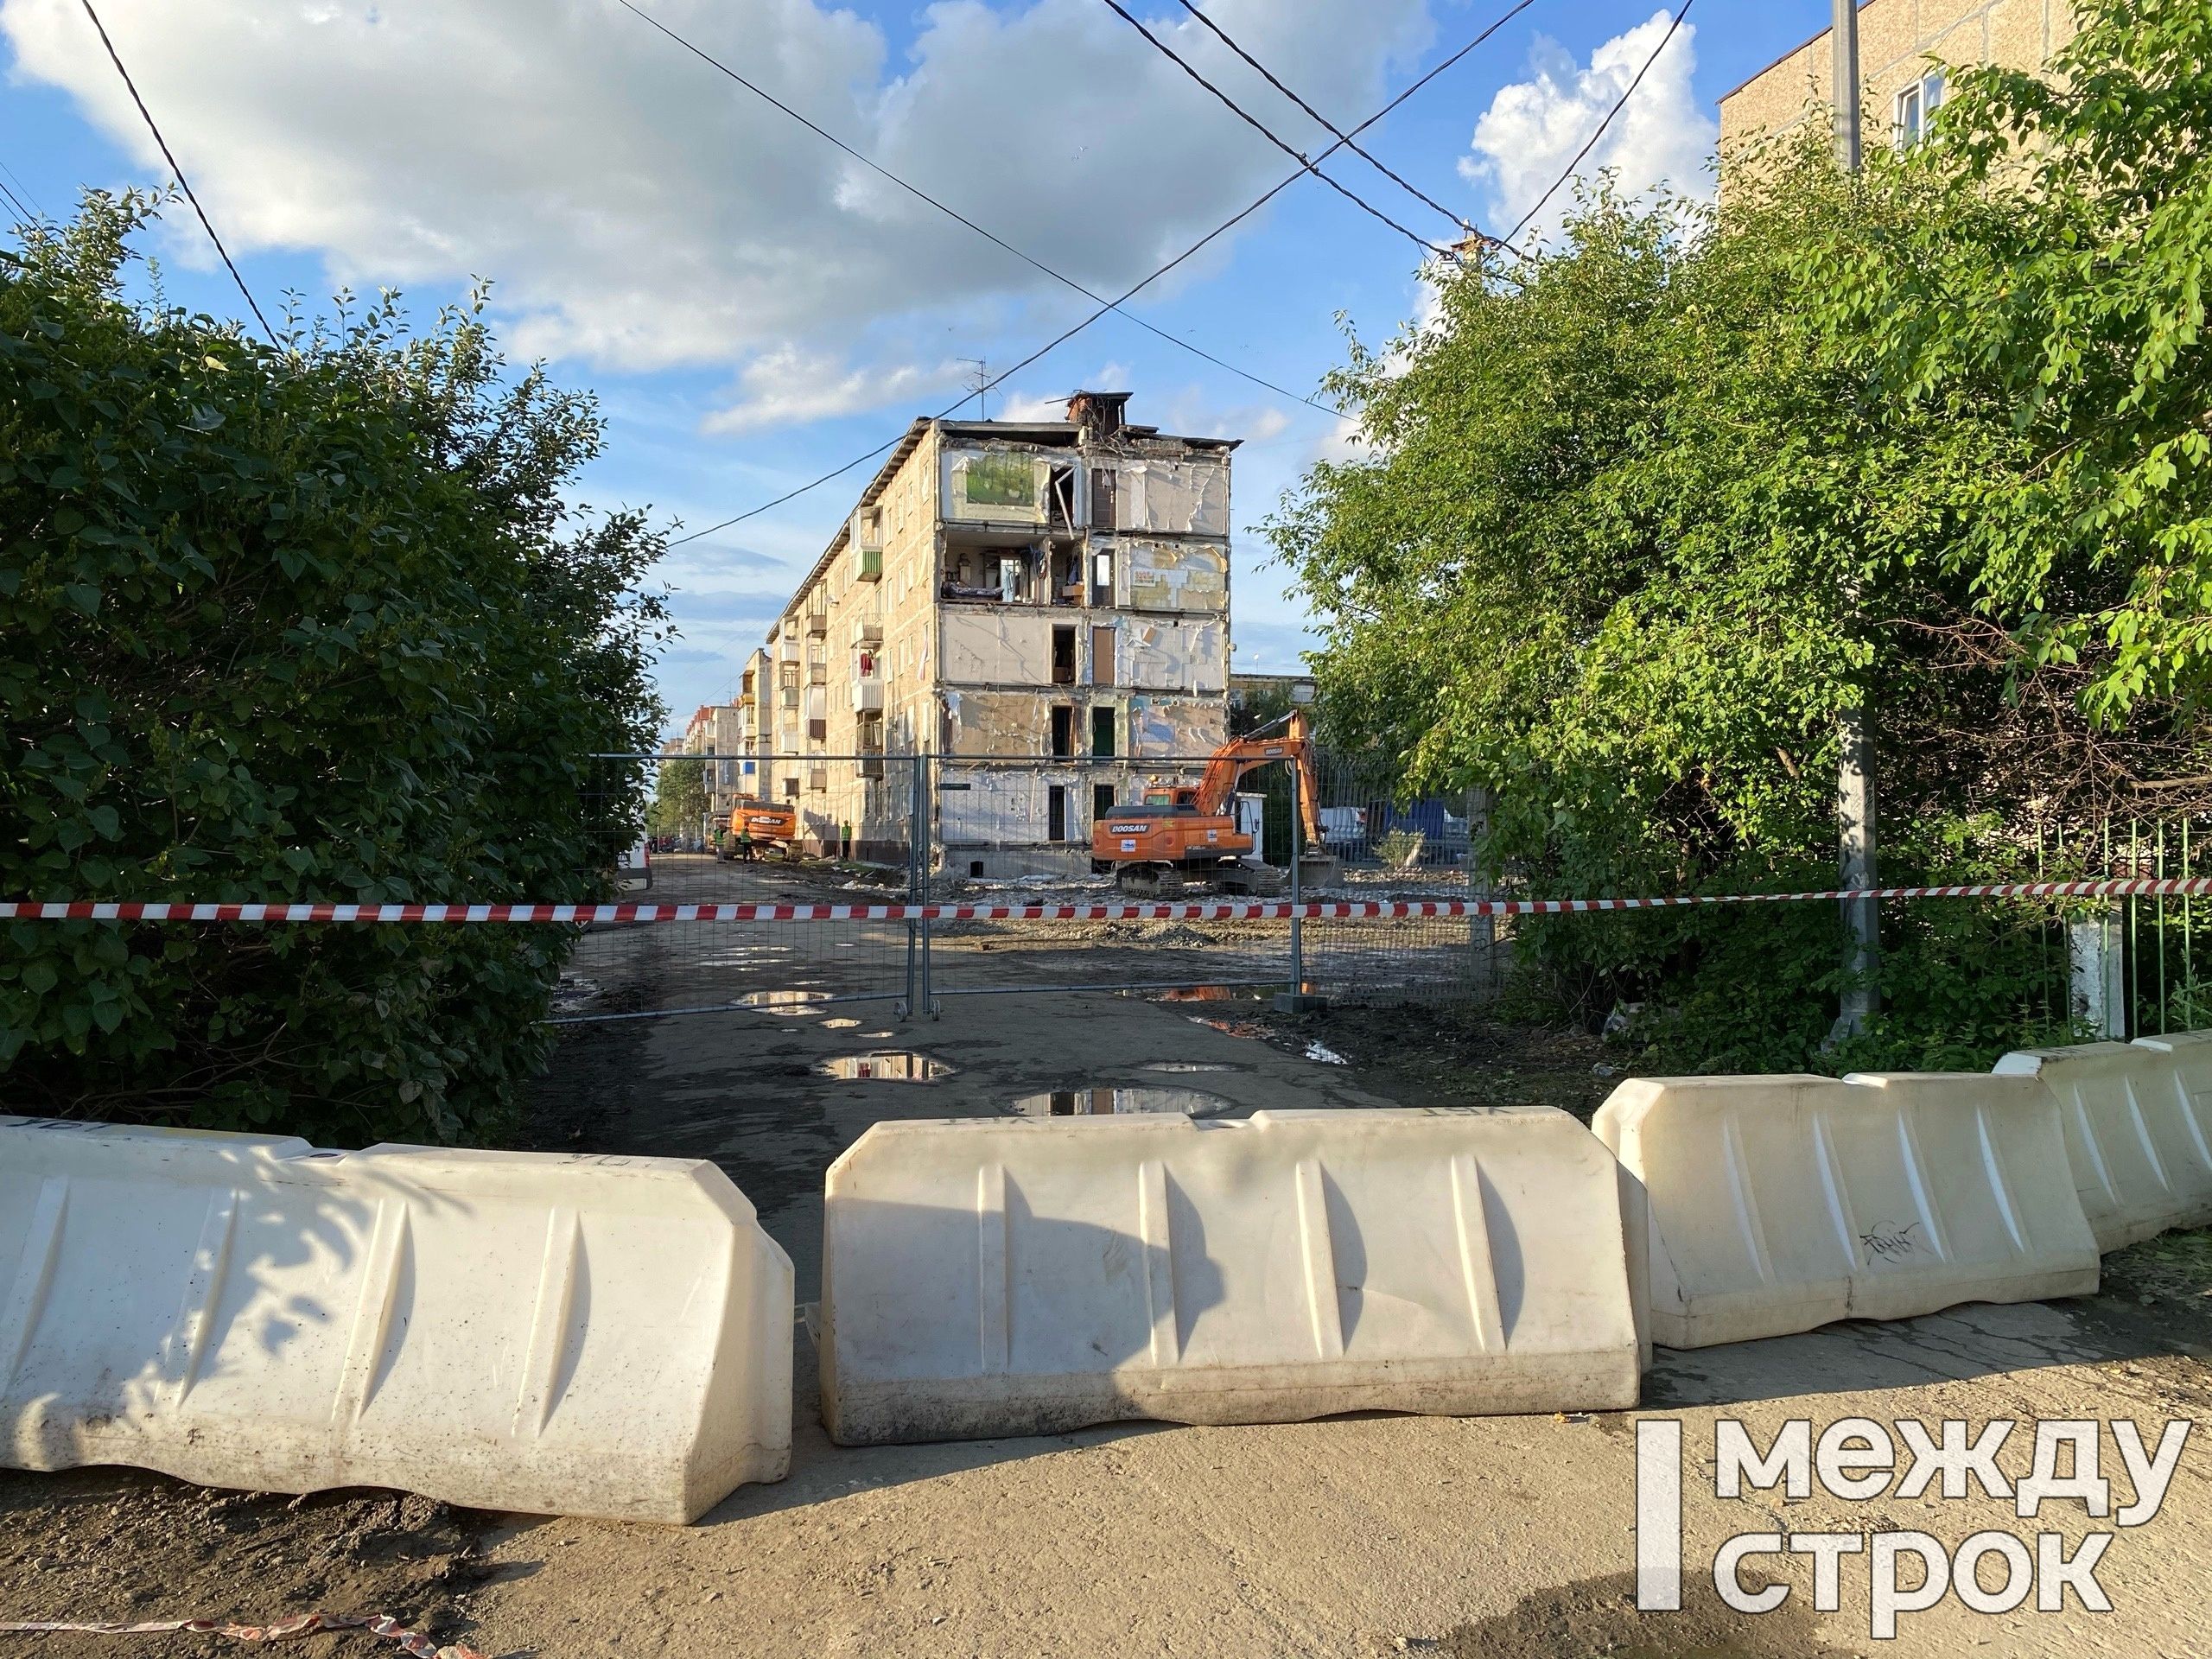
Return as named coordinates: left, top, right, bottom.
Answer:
left=736, top=824, right=755, bottom=861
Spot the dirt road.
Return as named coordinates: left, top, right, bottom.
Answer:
left=3, top=870, right=2210, bottom=1657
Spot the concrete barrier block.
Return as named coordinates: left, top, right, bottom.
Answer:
left=0, top=1116, right=792, bottom=1522
left=1997, top=1035, right=2212, bottom=1250
left=819, top=1107, right=1641, bottom=1446
left=1595, top=1073, right=2099, bottom=1350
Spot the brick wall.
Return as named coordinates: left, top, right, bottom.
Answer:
left=1718, top=0, right=2075, bottom=158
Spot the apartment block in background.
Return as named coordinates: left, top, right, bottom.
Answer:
left=679, top=702, right=751, bottom=838
left=1719, top=0, right=2074, bottom=158
left=751, top=392, right=1236, bottom=871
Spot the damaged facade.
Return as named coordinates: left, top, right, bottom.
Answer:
left=741, top=392, right=1236, bottom=871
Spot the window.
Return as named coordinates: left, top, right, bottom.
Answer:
left=1090, top=467, right=1116, bottom=531
left=1893, top=72, right=1944, bottom=149
left=1092, top=783, right=1116, bottom=821
left=1052, top=626, right=1076, bottom=685
left=1050, top=705, right=1075, bottom=759
left=1047, top=785, right=1068, bottom=842
left=1090, top=626, right=1116, bottom=687
left=1090, top=549, right=1114, bottom=607
left=1091, top=705, right=1116, bottom=759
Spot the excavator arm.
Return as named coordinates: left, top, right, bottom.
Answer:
left=1193, top=711, right=1326, bottom=849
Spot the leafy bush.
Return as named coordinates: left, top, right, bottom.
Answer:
left=1268, top=0, right=2211, bottom=1071
left=1, top=194, right=665, bottom=1143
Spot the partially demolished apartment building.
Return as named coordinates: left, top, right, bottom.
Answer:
left=744, top=392, right=1236, bottom=872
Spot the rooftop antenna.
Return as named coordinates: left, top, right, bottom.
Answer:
left=957, top=358, right=988, bottom=419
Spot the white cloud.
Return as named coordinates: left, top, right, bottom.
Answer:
left=4, top=0, right=1433, bottom=424
left=1459, top=10, right=1714, bottom=248
left=702, top=347, right=965, bottom=434
left=992, top=388, right=1073, bottom=423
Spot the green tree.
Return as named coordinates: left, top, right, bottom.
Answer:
left=648, top=758, right=709, bottom=839
left=1, top=193, right=667, bottom=1142
left=1268, top=103, right=2190, bottom=1068
left=1813, top=0, right=2212, bottom=724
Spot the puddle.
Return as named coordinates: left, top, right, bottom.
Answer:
left=822, top=1017, right=861, bottom=1030
left=861, top=1029, right=894, bottom=1038
left=815, top=1052, right=957, bottom=1083
left=1142, top=1062, right=1233, bottom=1074
left=740, top=990, right=830, bottom=1015
left=1010, top=1086, right=1235, bottom=1118
left=550, top=976, right=601, bottom=1014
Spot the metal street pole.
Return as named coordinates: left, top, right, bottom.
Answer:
left=903, top=751, right=923, bottom=1020
left=1831, top=0, right=1879, bottom=1041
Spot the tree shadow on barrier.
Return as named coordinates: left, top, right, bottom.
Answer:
left=683, top=1156, right=1553, bottom=1526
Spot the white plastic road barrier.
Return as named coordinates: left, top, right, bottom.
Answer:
left=1595, top=1073, right=2099, bottom=1351
left=1998, top=1035, right=2212, bottom=1251
left=0, top=1116, right=791, bottom=1522
left=818, top=1107, right=1642, bottom=1446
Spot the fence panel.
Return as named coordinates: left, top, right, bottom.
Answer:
left=558, top=754, right=914, bottom=1023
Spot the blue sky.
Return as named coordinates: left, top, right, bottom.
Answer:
left=2, top=1, right=1837, bottom=739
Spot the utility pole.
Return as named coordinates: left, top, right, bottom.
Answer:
left=1830, top=0, right=1878, bottom=1041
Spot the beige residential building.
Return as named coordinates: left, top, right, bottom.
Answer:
left=1719, top=0, right=2075, bottom=157
left=749, top=392, right=1237, bottom=871
left=678, top=702, right=751, bottom=842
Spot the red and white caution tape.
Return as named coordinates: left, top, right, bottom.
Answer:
left=0, top=1611, right=480, bottom=1657
left=0, top=877, right=2207, bottom=926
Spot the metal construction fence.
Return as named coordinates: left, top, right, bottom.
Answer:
left=572, top=749, right=1503, bottom=1023
left=559, top=753, right=2212, bottom=1039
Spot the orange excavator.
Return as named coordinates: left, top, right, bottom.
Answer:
left=718, top=796, right=799, bottom=861
left=1090, top=712, right=1332, bottom=893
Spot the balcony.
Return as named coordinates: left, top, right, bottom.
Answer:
left=776, top=635, right=800, bottom=664
left=809, top=768, right=829, bottom=792
left=852, top=679, right=885, bottom=714
left=779, top=688, right=799, bottom=710
left=804, top=613, right=829, bottom=639
left=855, top=544, right=882, bottom=582
left=851, top=615, right=883, bottom=647
left=806, top=660, right=829, bottom=686
left=858, top=754, right=886, bottom=780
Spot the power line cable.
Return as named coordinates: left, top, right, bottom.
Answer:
left=1507, top=0, right=1693, bottom=243
left=0, top=171, right=35, bottom=227
left=1165, top=0, right=1480, bottom=240
left=1096, top=0, right=1449, bottom=262
left=616, top=0, right=1328, bottom=416
left=0, top=157, right=41, bottom=219
left=76, top=0, right=271, bottom=340
left=671, top=0, right=1537, bottom=545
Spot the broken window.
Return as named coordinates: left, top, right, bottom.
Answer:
left=1090, top=467, right=1116, bottom=531
left=1047, top=785, right=1067, bottom=842
left=1090, top=548, right=1114, bottom=607
left=1091, top=705, right=1116, bottom=759
left=1090, top=626, right=1116, bottom=687
left=1048, top=463, right=1077, bottom=531
left=1052, top=544, right=1083, bottom=605
left=1050, top=705, right=1074, bottom=759
left=1092, top=783, right=1115, bottom=821
left=1052, top=626, right=1076, bottom=686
